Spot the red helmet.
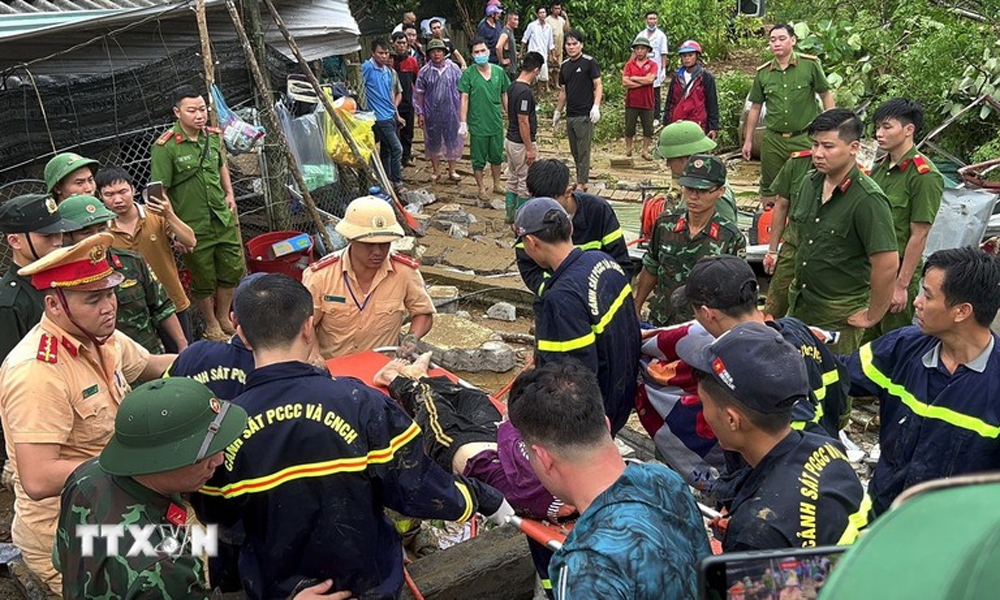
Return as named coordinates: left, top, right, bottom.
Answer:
left=677, top=40, right=702, bottom=54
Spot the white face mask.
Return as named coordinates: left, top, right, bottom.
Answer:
left=647, top=25, right=656, bottom=31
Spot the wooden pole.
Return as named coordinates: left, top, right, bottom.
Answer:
left=194, top=0, right=219, bottom=127
left=224, top=0, right=334, bottom=252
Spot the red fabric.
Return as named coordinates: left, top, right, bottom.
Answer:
left=667, top=72, right=708, bottom=130
left=393, top=54, right=420, bottom=75
left=624, top=58, right=657, bottom=110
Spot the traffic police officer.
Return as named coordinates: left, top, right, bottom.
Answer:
left=762, top=148, right=815, bottom=318
left=516, top=197, right=640, bottom=435
left=59, top=195, right=180, bottom=354
left=635, top=155, right=746, bottom=326
left=194, top=273, right=510, bottom=599
left=0, top=233, right=175, bottom=595
left=742, top=24, right=834, bottom=207
left=44, top=152, right=100, bottom=204
left=0, top=194, right=78, bottom=362
left=301, top=195, right=435, bottom=359
left=55, top=377, right=249, bottom=599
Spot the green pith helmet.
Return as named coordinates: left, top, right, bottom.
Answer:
left=100, top=378, right=248, bottom=476
left=43, top=153, right=100, bottom=193
left=656, top=120, right=717, bottom=159
left=57, top=195, right=116, bottom=230
left=632, top=36, right=653, bottom=50
left=427, top=39, right=447, bottom=52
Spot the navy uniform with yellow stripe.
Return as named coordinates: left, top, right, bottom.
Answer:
left=194, top=361, right=504, bottom=599
left=845, top=326, right=1000, bottom=516
left=535, top=247, right=640, bottom=435
left=516, top=191, right=630, bottom=294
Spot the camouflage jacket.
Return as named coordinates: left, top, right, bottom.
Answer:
left=641, top=208, right=746, bottom=326
left=54, top=457, right=212, bottom=599
left=110, top=248, right=176, bottom=354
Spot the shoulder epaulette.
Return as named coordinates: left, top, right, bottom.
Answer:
left=155, top=130, right=173, bottom=146
left=790, top=150, right=812, bottom=159
left=206, top=126, right=222, bottom=134
left=36, top=333, right=58, bottom=364
left=391, top=252, right=421, bottom=269
left=756, top=62, right=771, bottom=71
left=309, top=253, right=341, bottom=272
left=798, top=53, right=820, bottom=60
left=912, top=155, right=932, bottom=174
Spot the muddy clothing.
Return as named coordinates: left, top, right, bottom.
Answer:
left=195, top=361, right=503, bottom=600
left=722, top=430, right=868, bottom=552
left=867, top=147, right=944, bottom=337
left=516, top=192, right=629, bottom=294
left=109, top=248, right=175, bottom=354
left=166, top=335, right=253, bottom=400
left=787, top=166, right=896, bottom=338
left=549, top=463, right=710, bottom=600
left=534, top=249, right=640, bottom=435
left=642, top=209, right=745, bottom=326
left=0, top=264, right=44, bottom=363
left=844, top=327, right=1000, bottom=516
left=55, top=458, right=210, bottom=599
left=764, top=151, right=814, bottom=318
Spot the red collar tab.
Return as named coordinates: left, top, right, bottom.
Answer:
left=390, top=252, right=421, bottom=269
left=110, top=253, right=123, bottom=269
left=61, top=336, right=79, bottom=357
left=36, top=334, right=58, bottom=364
left=912, top=155, right=931, bottom=174
left=166, top=503, right=188, bottom=526
left=708, top=222, right=720, bottom=240
left=673, top=217, right=687, bottom=233
left=838, top=177, right=853, bottom=194
left=790, top=150, right=812, bottom=158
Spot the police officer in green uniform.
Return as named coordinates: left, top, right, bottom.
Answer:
left=0, top=194, right=79, bottom=362
left=762, top=149, right=815, bottom=317
left=635, top=154, right=746, bottom=326
left=44, top=153, right=100, bottom=204
left=742, top=24, right=834, bottom=207
left=786, top=109, right=898, bottom=355
left=58, top=195, right=182, bottom=354
left=150, top=85, right=244, bottom=341
left=864, top=98, right=944, bottom=341
left=656, top=120, right=739, bottom=223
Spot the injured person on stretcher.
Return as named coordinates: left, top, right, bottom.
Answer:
left=375, top=354, right=578, bottom=521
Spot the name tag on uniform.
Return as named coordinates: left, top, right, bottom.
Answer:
left=324, top=295, right=346, bottom=303
left=82, top=384, right=99, bottom=399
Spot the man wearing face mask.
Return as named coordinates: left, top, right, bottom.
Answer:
left=460, top=37, right=511, bottom=203
left=636, top=11, right=668, bottom=123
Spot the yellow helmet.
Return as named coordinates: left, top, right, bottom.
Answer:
left=335, top=195, right=405, bottom=243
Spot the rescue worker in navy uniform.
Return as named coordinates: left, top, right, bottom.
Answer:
left=194, top=274, right=513, bottom=600
left=515, top=197, right=640, bottom=435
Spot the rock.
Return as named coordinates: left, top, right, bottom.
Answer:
left=416, top=314, right=517, bottom=372
left=486, top=302, right=516, bottom=322
left=447, top=223, right=468, bottom=239
left=428, top=286, right=460, bottom=314
left=392, top=237, right=416, bottom=253
left=489, top=198, right=506, bottom=211
left=402, top=189, right=436, bottom=206
left=404, top=203, right=423, bottom=215
left=456, top=310, right=472, bottom=319
left=435, top=203, right=477, bottom=225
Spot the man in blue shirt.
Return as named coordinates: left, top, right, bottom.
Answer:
left=361, top=39, right=405, bottom=189
left=477, top=4, right=504, bottom=63
left=843, top=247, right=1000, bottom=516
left=509, top=361, right=711, bottom=600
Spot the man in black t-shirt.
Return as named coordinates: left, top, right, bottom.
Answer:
left=677, top=322, right=869, bottom=552
left=504, top=52, right=543, bottom=224
left=553, top=29, right=603, bottom=191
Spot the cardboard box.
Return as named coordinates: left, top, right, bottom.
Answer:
left=269, top=233, right=312, bottom=258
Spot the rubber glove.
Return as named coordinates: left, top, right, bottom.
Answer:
left=552, top=110, right=561, bottom=128
left=458, top=122, right=468, bottom=136
left=484, top=498, right=516, bottom=526
left=589, top=104, right=601, bottom=124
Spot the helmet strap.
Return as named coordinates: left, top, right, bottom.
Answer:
left=56, top=288, right=114, bottom=348
left=196, top=401, right=230, bottom=461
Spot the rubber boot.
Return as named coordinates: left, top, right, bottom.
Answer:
left=505, top=192, right=518, bottom=224
left=516, top=197, right=530, bottom=211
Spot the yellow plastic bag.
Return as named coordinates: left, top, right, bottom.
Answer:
left=324, top=99, right=375, bottom=168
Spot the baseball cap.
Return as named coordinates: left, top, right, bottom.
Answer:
left=674, top=255, right=758, bottom=310
left=0, top=194, right=80, bottom=234
left=676, top=321, right=808, bottom=414
left=678, top=154, right=727, bottom=190
left=513, top=197, right=568, bottom=239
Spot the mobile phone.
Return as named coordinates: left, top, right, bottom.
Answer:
left=146, top=181, right=164, bottom=205
left=700, top=545, right=846, bottom=600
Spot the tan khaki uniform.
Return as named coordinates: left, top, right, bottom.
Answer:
left=108, top=203, right=191, bottom=312
left=302, top=247, right=435, bottom=359
left=0, top=315, right=149, bottom=594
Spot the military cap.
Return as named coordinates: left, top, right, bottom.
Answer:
left=57, top=195, right=116, bottom=230
left=657, top=120, right=717, bottom=159
left=0, top=194, right=79, bottom=234
left=101, top=378, right=249, bottom=476
left=18, top=232, right=124, bottom=291
left=679, top=154, right=727, bottom=189
left=427, top=39, right=448, bottom=52
left=44, top=153, right=100, bottom=193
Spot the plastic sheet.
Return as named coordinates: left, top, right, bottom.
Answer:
left=276, top=103, right=339, bottom=190
left=924, top=188, right=999, bottom=257
left=322, top=92, right=376, bottom=168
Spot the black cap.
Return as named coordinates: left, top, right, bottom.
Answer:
left=674, top=255, right=758, bottom=310
left=0, top=194, right=81, bottom=234
left=676, top=322, right=809, bottom=414
left=513, top=197, right=569, bottom=239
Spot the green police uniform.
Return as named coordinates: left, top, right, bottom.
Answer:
left=150, top=123, right=244, bottom=299
left=787, top=166, right=897, bottom=354
left=108, top=248, right=176, bottom=354
left=763, top=150, right=814, bottom=317
left=643, top=210, right=746, bottom=326
left=864, top=147, right=944, bottom=339
left=748, top=52, right=830, bottom=196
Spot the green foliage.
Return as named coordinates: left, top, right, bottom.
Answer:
left=715, top=71, right=753, bottom=149
left=593, top=69, right=625, bottom=143
left=791, top=20, right=870, bottom=106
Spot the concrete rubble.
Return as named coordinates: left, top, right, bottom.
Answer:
left=428, top=285, right=460, bottom=313
left=415, top=314, right=517, bottom=372
left=486, top=302, right=516, bottom=322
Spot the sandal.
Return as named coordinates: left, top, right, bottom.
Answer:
left=432, top=173, right=441, bottom=184
left=449, top=172, right=462, bottom=181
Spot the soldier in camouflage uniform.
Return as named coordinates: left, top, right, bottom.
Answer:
left=59, top=195, right=180, bottom=353
left=655, top=121, right=739, bottom=224
left=54, top=377, right=248, bottom=599
left=635, top=155, right=746, bottom=326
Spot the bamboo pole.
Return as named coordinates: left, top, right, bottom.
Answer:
left=224, top=0, right=334, bottom=252
left=194, top=0, right=219, bottom=126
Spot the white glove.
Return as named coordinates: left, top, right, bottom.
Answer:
left=552, top=110, right=561, bottom=128
left=458, top=122, right=468, bottom=136
left=484, top=498, right=516, bottom=526
left=590, top=104, right=601, bottom=124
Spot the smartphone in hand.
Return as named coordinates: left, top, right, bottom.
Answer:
left=145, top=181, right=164, bottom=212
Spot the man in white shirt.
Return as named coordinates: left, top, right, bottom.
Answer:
left=546, top=3, right=570, bottom=82
left=637, top=11, right=669, bottom=121
left=523, top=7, right=555, bottom=92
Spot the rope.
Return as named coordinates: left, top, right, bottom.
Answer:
left=402, top=558, right=425, bottom=600
left=22, top=68, right=57, bottom=154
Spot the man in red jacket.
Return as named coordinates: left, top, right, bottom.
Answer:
left=663, top=40, right=719, bottom=139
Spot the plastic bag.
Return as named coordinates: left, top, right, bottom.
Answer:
left=276, top=103, right=339, bottom=191
left=923, top=188, right=999, bottom=258
left=211, top=85, right=265, bottom=154
left=323, top=94, right=375, bottom=168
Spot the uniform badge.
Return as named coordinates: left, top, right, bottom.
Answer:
left=82, top=384, right=99, bottom=399
left=85, top=204, right=96, bottom=213
left=712, top=357, right=735, bottom=390
left=166, top=503, right=187, bottom=526
left=673, top=217, right=687, bottom=233
left=324, top=295, right=346, bottom=303
left=61, top=336, right=78, bottom=357
left=693, top=159, right=704, bottom=168
left=45, top=197, right=58, bottom=214
left=36, top=334, right=58, bottom=364
left=149, top=234, right=157, bottom=242
left=708, top=222, right=720, bottom=240
left=373, top=215, right=386, bottom=229
left=120, top=278, right=137, bottom=289
left=209, top=397, right=222, bottom=414
left=66, top=154, right=80, bottom=165
left=111, top=254, right=123, bottom=269
left=89, top=244, right=105, bottom=264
